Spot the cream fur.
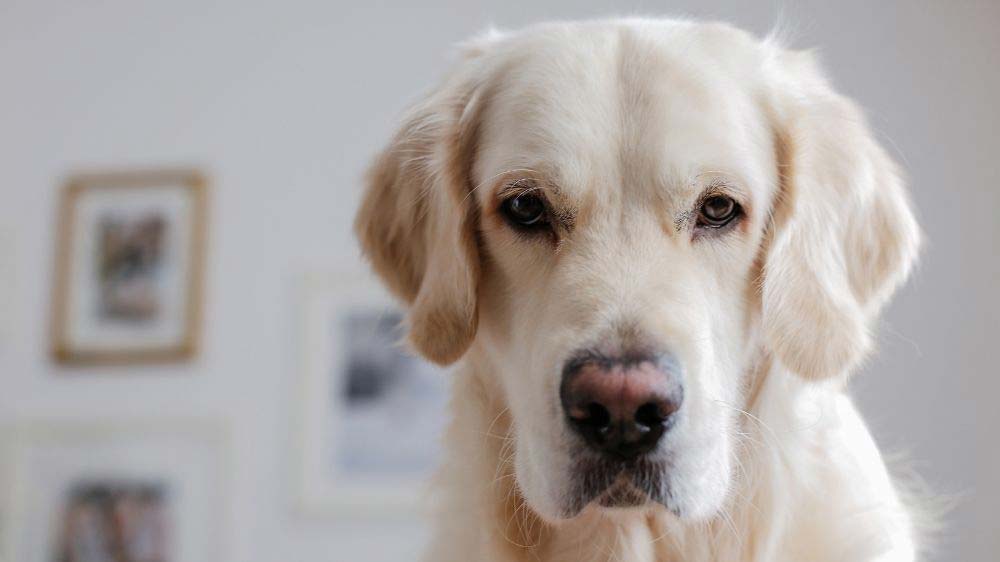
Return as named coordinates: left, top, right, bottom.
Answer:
left=355, top=18, right=921, bottom=562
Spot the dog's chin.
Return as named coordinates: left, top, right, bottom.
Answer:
left=558, top=455, right=681, bottom=519
left=595, top=478, right=655, bottom=509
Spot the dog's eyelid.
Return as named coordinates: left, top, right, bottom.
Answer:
left=689, top=171, right=749, bottom=200
left=696, top=179, right=743, bottom=202
left=496, top=177, right=560, bottom=201
left=498, top=184, right=545, bottom=201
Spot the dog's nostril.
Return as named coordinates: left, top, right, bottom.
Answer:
left=570, top=403, right=612, bottom=429
left=635, top=402, right=666, bottom=428
left=587, top=403, right=611, bottom=429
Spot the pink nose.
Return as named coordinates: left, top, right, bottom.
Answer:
left=560, top=351, right=683, bottom=459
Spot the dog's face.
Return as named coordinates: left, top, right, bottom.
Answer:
left=468, top=27, right=778, bottom=520
left=356, top=20, right=919, bottom=522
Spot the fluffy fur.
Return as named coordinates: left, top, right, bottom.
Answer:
left=355, top=18, right=921, bottom=562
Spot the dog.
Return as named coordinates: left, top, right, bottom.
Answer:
left=355, top=18, right=922, bottom=562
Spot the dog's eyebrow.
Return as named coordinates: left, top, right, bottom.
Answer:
left=696, top=173, right=740, bottom=192
left=496, top=177, right=560, bottom=198
left=695, top=175, right=749, bottom=203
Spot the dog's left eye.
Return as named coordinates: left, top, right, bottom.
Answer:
left=696, top=195, right=742, bottom=228
left=501, top=193, right=547, bottom=227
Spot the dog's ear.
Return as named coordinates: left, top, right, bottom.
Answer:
left=762, top=51, right=921, bottom=380
left=354, top=56, right=489, bottom=366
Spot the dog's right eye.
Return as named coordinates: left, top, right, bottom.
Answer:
left=501, top=193, right=547, bottom=228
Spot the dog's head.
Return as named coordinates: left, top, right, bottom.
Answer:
left=355, top=20, right=919, bottom=522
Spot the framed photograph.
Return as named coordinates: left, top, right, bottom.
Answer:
left=296, top=271, right=450, bottom=514
left=50, top=169, right=207, bottom=364
left=0, top=420, right=227, bottom=562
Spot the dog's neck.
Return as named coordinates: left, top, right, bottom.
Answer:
left=425, top=347, right=817, bottom=562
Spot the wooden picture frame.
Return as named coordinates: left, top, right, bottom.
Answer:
left=50, top=169, right=207, bottom=365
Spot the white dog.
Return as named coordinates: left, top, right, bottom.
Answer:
left=355, top=18, right=922, bottom=562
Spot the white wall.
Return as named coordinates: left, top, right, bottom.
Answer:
left=1, top=1, right=997, bottom=561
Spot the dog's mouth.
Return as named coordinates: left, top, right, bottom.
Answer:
left=565, top=455, right=673, bottom=516
left=596, top=476, right=652, bottom=508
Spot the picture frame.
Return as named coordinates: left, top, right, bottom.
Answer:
left=49, top=169, right=208, bottom=365
left=0, top=419, right=228, bottom=562
left=296, top=271, right=450, bottom=515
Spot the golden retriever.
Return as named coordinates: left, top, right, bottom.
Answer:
left=355, top=18, right=921, bottom=562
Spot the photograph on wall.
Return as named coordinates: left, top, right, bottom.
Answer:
left=53, top=479, right=171, bottom=562
left=50, top=170, right=207, bottom=364
left=335, top=308, right=446, bottom=477
left=1, top=422, right=226, bottom=562
left=298, top=273, right=449, bottom=513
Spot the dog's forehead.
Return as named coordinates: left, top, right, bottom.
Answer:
left=475, top=23, right=774, bottom=203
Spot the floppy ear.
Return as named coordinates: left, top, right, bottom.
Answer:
left=762, top=51, right=921, bottom=380
left=354, top=62, right=486, bottom=366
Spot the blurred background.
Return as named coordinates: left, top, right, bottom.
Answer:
left=0, top=1, right=997, bottom=561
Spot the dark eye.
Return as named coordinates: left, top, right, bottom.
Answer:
left=697, top=195, right=741, bottom=228
left=501, top=193, right=547, bottom=227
